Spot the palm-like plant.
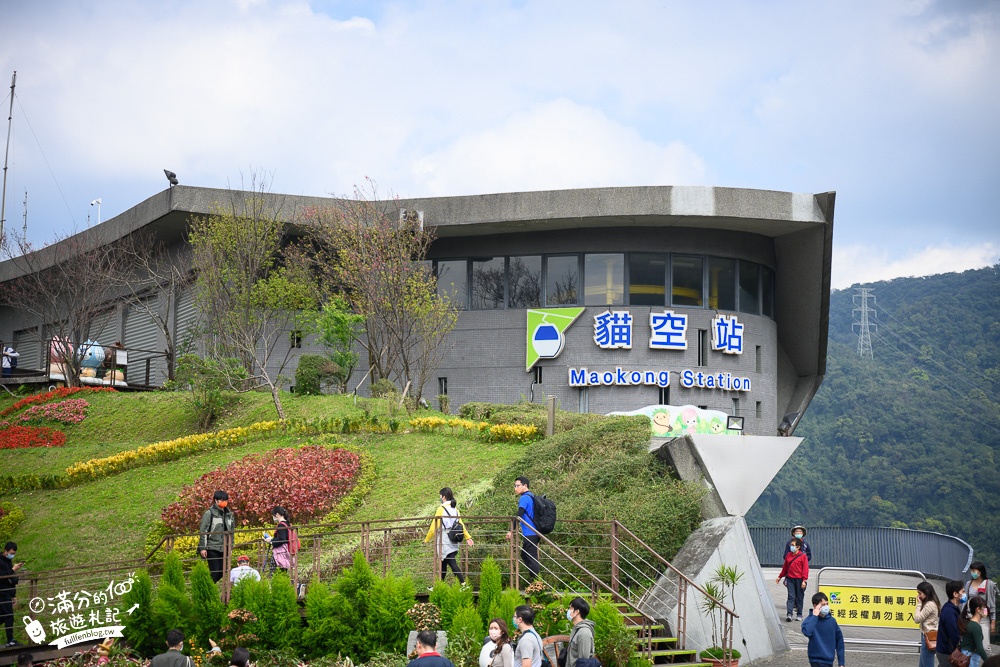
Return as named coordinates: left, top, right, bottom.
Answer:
left=698, top=564, right=745, bottom=662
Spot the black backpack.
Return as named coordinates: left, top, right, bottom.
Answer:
left=528, top=492, right=556, bottom=534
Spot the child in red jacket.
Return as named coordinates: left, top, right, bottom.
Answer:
left=777, top=537, right=810, bottom=621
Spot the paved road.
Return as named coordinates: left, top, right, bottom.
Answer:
left=757, top=567, right=998, bottom=666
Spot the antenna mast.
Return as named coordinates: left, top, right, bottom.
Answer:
left=1, top=71, right=15, bottom=245
left=852, top=287, right=878, bottom=359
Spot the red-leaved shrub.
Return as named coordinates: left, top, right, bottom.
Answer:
left=161, top=446, right=361, bottom=531
left=0, top=425, right=67, bottom=448
left=0, top=387, right=114, bottom=417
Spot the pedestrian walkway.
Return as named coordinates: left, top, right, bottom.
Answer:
left=759, top=567, right=998, bottom=665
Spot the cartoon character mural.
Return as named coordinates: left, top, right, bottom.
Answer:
left=78, top=339, right=106, bottom=383
left=609, top=404, right=737, bottom=436
left=47, top=336, right=74, bottom=382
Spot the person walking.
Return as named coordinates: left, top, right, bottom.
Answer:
left=784, top=525, right=813, bottom=562
left=959, top=597, right=990, bottom=667
left=150, top=630, right=192, bottom=667
left=263, top=507, right=292, bottom=574
left=564, top=597, right=596, bottom=667
left=512, top=606, right=544, bottom=667
left=938, top=581, right=964, bottom=667
left=407, top=630, right=456, bottom=667
left=480, top=619, right=513, bottom=667
left=198, top=491, right=236, bottom=583
left=0, top=541, right=23, bottom=647
left=504, top=477, right=540, bottom=581
left=915, top=581, right=940, bottom=667
left=425, top=488, right=474, bottom=584
left=801, top=592, right=845, bottom=667
left=966, top=562, right=997, bottom=654
left=777, top=536, right=809, bottom=622
left=1, top=345, right=18, bottom=378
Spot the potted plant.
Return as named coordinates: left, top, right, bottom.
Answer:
left=698, top=564, right=744, bottom=667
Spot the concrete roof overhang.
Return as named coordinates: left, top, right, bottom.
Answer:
left=0, top=184, right=833, bottom=398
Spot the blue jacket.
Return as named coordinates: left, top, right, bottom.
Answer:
left=801, top=611, right=845, bottom=667
left=938, top=601, right=961, bottom=655
left=407, top=653, right=455, bottom=667
left=518, top=492, right=537, bottom=537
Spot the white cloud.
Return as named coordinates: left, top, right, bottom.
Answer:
left=833, top=242, right=1000, bottom=289
left=410, top=99, right=706, bottom=195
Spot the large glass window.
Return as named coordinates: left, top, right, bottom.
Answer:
left=671, top=256, right=703, bottom=307
left=761, top=265, right=775, bottom=318
left=545, top=255, right=579, bottom=305
left=508, top=256, right=542, bottom=308
left=739, top=260, right=760, bottom=314
left=628, top=253, right=666, bottom=306
left=471, top=257, right=505, bottom=309
left=584, top=253, right=624, bottom=306
left=436, top=260, right=468, bottom=309
left=708, top=257, right=736, bottom=311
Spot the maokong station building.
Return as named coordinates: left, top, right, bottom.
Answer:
left=0, top=185, right=834, bottom=437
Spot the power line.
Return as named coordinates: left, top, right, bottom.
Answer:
left=852, top=287, right=877, bottom=360
left=14, top=93, right=76, bottom=229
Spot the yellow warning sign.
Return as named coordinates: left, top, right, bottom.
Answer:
left=818, top=585, right=919, bottom=628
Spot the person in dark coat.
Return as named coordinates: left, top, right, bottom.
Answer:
left=783, top=525, right=813, bottom=562
left=198, top=491, right=236, bottom=583
left=1, top=541, right=23, bottom=646
left=938, top=580, right=964, bottom=666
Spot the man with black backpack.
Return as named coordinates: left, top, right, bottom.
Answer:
left=505, top=476, right=555, bottom=581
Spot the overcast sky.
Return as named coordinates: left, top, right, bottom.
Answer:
left=1, top=0, right=997, bottom=289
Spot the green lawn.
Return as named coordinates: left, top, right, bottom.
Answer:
left=1, top=390, right=382, bottom=477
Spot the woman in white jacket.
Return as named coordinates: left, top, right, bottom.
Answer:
left=424, top=487, right=474, bottom=584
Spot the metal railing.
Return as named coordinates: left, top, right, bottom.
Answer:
left=749, top=526, right=974, bottom=580
left=5, top=338, right=172, bottom=389
left=4, top=515, right=735, bottom=662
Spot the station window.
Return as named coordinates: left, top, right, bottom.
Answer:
left=756, top=401, right=762, bottom=418
left=739, top=260, right=760, bottom=315
left=584, top=253, right=624, bottom=306
left=471, top=257, right=505, bottom=310
left=438, top=377, right=448, bottom=395
left=697, top=329, right=707, bottom=367
left=671, top=256, right=703, bottom=307
left=533, top=366, right=543, bottom=384
left=289, top=330, right=303, bottom=348
left=761, top=266, right=775, bottom=318
left=755, top=346, right=762, bottom=373
left=628, top=253, right=666, bottom=306
left=545, top=255, right=579, bottom=306
left=436, top=260, right=468, bottom=309
left=708, top=257, right=736, bottom=311
left=732, top=397, right=740, bottom=416
left=658, top=386, right=670, bottom=405
left=579, top=387, right=589, bottom=413
left=508, top=256, right=542, bottom=308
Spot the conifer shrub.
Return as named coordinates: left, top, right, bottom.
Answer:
left=429, top=579, right=473, bottom=631
left=190, top=561, right=225, bottom=647
left=121, top=571, right=158, bottom=657
left=445, top=605, right=483, bottom=667
left=477, top=557, right=502, bottom=628
left=588, top=598, right=635, bottom=667
left=487, top=588, right=524, bottom=631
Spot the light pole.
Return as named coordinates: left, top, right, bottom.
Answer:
left=90, top=198, right=102, bottom=224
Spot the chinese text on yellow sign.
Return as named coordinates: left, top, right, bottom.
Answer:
left=818, top=585, right=918, bottom=629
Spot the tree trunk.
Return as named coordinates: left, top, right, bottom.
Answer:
left=270, top=383, right=286, bottom=420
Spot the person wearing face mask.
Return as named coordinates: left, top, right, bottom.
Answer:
left=801, top=592, right=845, bottom=667
left=915, top=581, right=940, bottom=667
left=784, top=525, right=812, bottom=563
left=960, top=597, right=990, bottom=667
left=512, top=606, right=543, bottom=667
left=479, top=619, right=513, bottom=667
left=938, top=581, right=965, bottom=666
left=150, top=629, right=193, bottom=667
left=777, top=537, right=809, bottom=622
left=563, top=597, right=596, bottom=667
left=0, top=541, right=23, bottom=646
left=965, top=562, right=997, bottom=654
left=199, top=490, right=236, bottom=583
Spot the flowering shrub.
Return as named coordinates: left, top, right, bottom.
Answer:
left=408, top=416, right=539, bottom=443
left=0, top=501, right=25, bottom=544
left=0, top=425, right=66, bottom=448
left=19, top=398, right=90, bottom=424
left=65, top=420, right=286, bottom=482
left=406, top=602, right=442, bottom=630
left=161, top=445, right=362, bottom=531
left=0, top=386, right=114, bottom=417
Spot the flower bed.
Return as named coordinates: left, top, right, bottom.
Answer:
left=408, top=416, right=539, bottom=443
left=18, top=398, right=90, bottom=424
left=161, top=445, right=362, bottom=531
left=0, top=425, right=66, bottom=449
left=0, top=386, right=114, bottom=417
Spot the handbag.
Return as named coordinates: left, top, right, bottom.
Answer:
left=949, top=647, right=970, bottom=667
left=446, top=508, right=464, bottom=543
left=924, top=629, right=937, bottom=650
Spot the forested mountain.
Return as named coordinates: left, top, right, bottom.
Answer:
left=749, top=264, right=1000, bottom=565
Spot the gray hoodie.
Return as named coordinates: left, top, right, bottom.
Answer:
left=565, top=619, right=595, bottom=667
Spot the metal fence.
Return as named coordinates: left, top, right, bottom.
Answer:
left=749, top=526, right=973, bottom=580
